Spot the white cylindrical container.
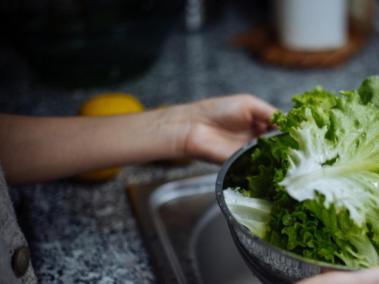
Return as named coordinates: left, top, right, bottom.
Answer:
left=275, top=0, right=348, bottom=51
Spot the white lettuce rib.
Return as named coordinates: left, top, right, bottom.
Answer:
left=224, top=189, right=272, bottom=237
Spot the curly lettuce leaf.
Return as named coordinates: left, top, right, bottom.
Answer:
left=304, top=198, right=379, bottom=267
left=280, top=77, right=379, bottom=227
left=224, top=76, right=379, bottom=268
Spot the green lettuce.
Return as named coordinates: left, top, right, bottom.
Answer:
left=224, top=76, right=379, bottom=268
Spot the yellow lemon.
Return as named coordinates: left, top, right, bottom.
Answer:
left=77, top=92, right=144, bottom=182
left=79, top=93, right=144, bottom=116
left=77, top=167, right=121, bottom=183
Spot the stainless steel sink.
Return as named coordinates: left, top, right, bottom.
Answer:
left=128, top=174, right=261, bottom=284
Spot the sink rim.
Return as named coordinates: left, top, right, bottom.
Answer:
left=128, top=173, right=223, bottom=283
left=148, top=174, right=217, bottom=284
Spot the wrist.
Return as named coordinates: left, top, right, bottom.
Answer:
left=118, top=105, right=193, bottom=163
left=150, top=105, right=193, bottom=160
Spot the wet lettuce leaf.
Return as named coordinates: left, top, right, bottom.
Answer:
left=224, top=76, right=379, bottom=268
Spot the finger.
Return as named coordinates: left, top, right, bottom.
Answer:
left=352, top=268, right=379, bottom=284
left=202, top=139, right=250, bottom=163
left=252, top=120, right=270, bottom=136
left=209, top=144, right=245, bottom=163
left=247, top=95, right=278, bottom=122
left=206, top=138, right=251, bottom=163
left=297, top=271, right=355, bottom=284
left=187, top=125, right=254, bottom=163
left=298, top=268, right=379, bottom=284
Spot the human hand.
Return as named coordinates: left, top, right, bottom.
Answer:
left=298, top=268, right=379, bottom=284
left=0, top=94, right=276, bottom=184
left=179, top=95, right=277, bottom=163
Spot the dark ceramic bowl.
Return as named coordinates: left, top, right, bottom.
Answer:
left=3, top=0, right=183, bottom=87
left=215, top=132, right=352, bottom=284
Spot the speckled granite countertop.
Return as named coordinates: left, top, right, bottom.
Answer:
left=1, top=4, right=379, bottom=283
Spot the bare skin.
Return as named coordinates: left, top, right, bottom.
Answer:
left=0, top=95, right=275, bottom=185
left=1, top=94, right=377, bottom=284
left=298, top=268, right=379, bottom=284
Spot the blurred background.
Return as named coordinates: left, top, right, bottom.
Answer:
left=0, top=0, right=377, bottom=116
left=1, top=1, right=379, bottom=283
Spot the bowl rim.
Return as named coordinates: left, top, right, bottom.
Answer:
left=215, top=131, right=354, bottom=271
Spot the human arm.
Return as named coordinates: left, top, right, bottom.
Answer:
left=0, top=95, right=276, bottom=185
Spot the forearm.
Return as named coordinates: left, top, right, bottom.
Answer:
left=0, top=108, right=188, bottom=185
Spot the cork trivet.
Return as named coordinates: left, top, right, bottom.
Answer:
left=232, top=25, right=367, bottom=68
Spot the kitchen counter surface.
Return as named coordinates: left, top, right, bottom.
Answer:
left=1, top=5, right=379, bottom=283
